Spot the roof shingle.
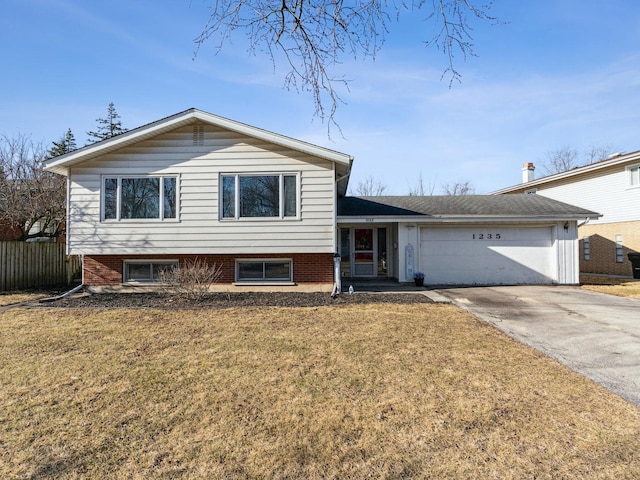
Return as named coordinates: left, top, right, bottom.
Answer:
left=338, top=195, right=599, bottom=218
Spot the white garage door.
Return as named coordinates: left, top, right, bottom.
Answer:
left=420, top=226, right=556, bottom=285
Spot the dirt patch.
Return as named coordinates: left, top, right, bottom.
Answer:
left=44, top=290, right=433, bottom=309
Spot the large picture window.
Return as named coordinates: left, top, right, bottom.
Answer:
left=221, top=174, right=298, bottom=219
left=103, top=176, right=178, bottom=221
left=236, top=259, right=292, bottom=282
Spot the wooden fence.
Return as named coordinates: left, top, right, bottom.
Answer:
left=0, top=241, right=81, bottom=291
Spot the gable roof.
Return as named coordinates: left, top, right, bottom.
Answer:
left=338, top=195, right=600, bottom=222
left=43, top=108, right=353, bottom=179
left=491, top=149, right=640, bottom=194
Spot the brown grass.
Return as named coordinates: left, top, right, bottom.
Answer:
left=1, top=304, right=639, bottom=479
left=581, top=275, right=640, bottom=299
left=0, top=292, right=45, bottom=306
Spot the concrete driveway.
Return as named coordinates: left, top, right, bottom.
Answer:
left=436, top=285, right=640, bottom=407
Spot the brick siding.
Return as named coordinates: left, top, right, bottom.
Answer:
left=578, top=221, right=640, bottom=276
left=83, top=253, right=334, bottom=286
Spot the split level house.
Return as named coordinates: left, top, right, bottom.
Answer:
left=44, top=108, right=599, bottom=291
left=493, top=154, right=640, bottom=278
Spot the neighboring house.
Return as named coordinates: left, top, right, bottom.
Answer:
left=44, top=108, right=598, bottom=290
left=0, top=222, right=22, bottom=241
left=492, top=153, right=640, bottom=278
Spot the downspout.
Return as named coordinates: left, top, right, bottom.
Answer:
left=41, top=167, right=86, bottom=302
left=39, top=283, right=85, bottom=303
left=578, top=217, right=590, bottom=228
left=331, top=253, right=341, bottom=298
left=332, top=166, right=351, bottom=298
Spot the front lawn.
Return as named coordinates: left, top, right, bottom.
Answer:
left=1, top=304, right=638, bottom=478
left=582, top=280, right=640, bottom=299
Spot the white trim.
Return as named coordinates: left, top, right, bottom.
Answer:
left=337, top=215, right=597, bottom=224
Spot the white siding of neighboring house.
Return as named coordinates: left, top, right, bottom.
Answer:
left=523, top=167, right=640, bottom=225
left=66, top=125, right=337, bottom=255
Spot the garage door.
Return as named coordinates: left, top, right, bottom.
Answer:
left=420, top=226, right=556, bottom=285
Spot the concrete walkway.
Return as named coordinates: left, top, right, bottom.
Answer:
left=343, top=280, right=451, bottom=303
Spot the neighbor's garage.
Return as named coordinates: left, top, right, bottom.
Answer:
left=420, top=225, right=556, bottom=285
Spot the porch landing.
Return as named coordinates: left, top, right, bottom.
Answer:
left=339, top=278, right=451, bottom=303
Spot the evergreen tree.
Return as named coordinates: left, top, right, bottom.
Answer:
left=47, top=128, right=77, bottom=158
left=86, top=102, right=128, bottom=144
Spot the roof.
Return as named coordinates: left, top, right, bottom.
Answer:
left=43, top=108, right=354, bottom=180
left=491, top=149, right=640, bottom=194
left=338, top=195, right=600, bottom=221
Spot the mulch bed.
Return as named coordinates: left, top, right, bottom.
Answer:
left=39, top=290, right=433, bottom=309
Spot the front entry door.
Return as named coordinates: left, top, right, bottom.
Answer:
left=340, top=227, right=388, bottom=278
left=353, top=228, right=375, bottom=276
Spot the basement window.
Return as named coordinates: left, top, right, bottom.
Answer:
left=236, top=259, right=292, bottom=283
left=124, top=260, right=178, bottom=283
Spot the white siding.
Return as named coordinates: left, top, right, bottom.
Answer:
left=530, top=167, right=640, bottom=224
left=67, top=125, right=337, bottom=255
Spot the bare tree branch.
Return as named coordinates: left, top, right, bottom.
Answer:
left=441, top=179, right=474, bottom=195
left=350, top=175, right=388, bottom=196
left=194, top=0, right=498, bottom=133
left=407, top=170, right=436, bottom=196
left=541, top=144, right=615, bottom=175
left=0, top=135, right=66, bottom=241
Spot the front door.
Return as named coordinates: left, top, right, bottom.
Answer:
left=353, top=228, right=375, bottom=276
left=340, top=227, right=388, bottom=278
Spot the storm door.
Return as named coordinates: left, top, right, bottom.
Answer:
left=340, top=227, right=389, bottom=278
left=353, top=228, right=375, bottom=276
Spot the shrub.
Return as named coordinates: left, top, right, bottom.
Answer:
left=158, top=257, right=223, bottom=299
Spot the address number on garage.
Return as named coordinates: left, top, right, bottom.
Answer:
left=472, top=233, right=502, bottom=240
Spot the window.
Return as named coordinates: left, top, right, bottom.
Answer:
left=236, top=259, right=292, bottom=282
left=221, top=174, right=298, bottom=219
left=124, top=260, right=178, bottom=283
left=628, top=165, right=640, bottom=187
left=583, top=236, right=590, bottom=260
left=103, top=176, right=178, bottom=221
left=616, top=235, right=624, bottom=263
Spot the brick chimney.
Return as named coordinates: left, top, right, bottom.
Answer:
left=522, top=162, right=535, bottom=183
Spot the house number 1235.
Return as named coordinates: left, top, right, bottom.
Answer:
left=472, top=233, right=501, bottom=240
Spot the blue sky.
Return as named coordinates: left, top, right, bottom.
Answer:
left=2, top=0, right=640, bottom=194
